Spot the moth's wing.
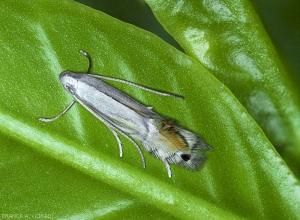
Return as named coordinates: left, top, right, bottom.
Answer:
left=155, top=119, right=213, bottom=170
left=80, top=74, right=162, bottom=119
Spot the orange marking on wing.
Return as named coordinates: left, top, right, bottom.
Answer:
left=157, top=119, right=188, bottom=151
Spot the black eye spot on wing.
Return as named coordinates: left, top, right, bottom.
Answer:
left=181, top=154, right=191, bottom=161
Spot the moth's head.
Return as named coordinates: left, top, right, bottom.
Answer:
left=59, top=71, right=79, bottom=95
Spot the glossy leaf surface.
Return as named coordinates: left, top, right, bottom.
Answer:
left=0, top=0, right=299, bottom=219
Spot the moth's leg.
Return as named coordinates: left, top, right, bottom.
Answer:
left=94, top=114, right=146, bottom=169
left=117, top=129, right=146, bottom=169
left=107, top=127, right=123, bottom=157
left=162, top=159, right=172, bottom=178
left=39, top=100, right=76, bottom=122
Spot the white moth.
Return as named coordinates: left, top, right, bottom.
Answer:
left=39, top=50, right=212, bottom=177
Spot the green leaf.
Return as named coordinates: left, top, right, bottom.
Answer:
left=0, top=0, right=299, bottom=219
left=145, top=0, right=300, bottom=177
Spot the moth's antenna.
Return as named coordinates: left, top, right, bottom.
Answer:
left=79, top=49, right=92, bottom=74
left=79, top=49, right=184, bottom=99
left=89, top=74, right=184, bottom=99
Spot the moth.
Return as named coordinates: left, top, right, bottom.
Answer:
left=39, top=50, right=212, bottom=177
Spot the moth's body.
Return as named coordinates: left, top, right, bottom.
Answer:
left=61, top=72, right=211, bottom=175
left=39, top=50, right=212, bottom=177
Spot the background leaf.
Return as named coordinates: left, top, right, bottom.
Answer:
left=1, top=0, right=299, bottom=219
left=144, top=0, right=300, bottom=178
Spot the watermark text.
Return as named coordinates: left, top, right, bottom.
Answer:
left=1, top=213, right=53, bottom=219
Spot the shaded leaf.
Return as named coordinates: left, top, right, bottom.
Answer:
left=145, top=0, right=300, bottom=177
